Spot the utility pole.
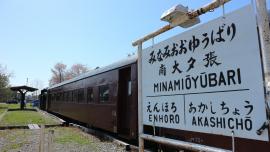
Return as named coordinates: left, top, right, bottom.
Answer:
left=255, top=0, right=270, bottom=83
left=255, top=0, right=270, bottom=132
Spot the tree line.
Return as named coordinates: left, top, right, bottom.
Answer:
left=0, top=65, right=14, bottom=102
left=49, top=62, right=90, bottom=86
left=0, top=62, right=90, bottom=102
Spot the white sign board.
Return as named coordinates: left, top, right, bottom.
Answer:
left=142, top=5, right=268, bottom=141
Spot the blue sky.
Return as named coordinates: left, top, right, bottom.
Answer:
left=0, top=0, right=267, bottom=88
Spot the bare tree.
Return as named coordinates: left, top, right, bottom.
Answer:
left=65, top=64, right=89, bottom=80
left=49, top=62, right=67, bottom=86
left=32, top=79, right=44, bottom=90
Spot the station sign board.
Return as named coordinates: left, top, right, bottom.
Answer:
left=141, top=5, right=269, bottom=141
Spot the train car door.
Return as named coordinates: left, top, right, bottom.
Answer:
left=118, top=67, right=132, bottom=137
left=47, top=93, right=52, bottom=110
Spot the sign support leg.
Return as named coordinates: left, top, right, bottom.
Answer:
left=138, top=42, right=144, bottom=152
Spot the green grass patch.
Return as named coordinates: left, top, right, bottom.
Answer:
left=54, top=127, right=96, bottom=147
left=6, top=103, right=20, bottom=109
left=0, top=103, right=8, bottom=115
left=0, top=110, right=59, bottom=126
left=0, top=103, right=32, bottom=111
left=0, top=103, right=8, bottom=108
left=6, top=103, right=32, bottom=109
left=0, top=108, right=7, bottom=115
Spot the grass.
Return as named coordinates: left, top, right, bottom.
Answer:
left=2, top=142, right=26, bottom=152
left=0, top=108, right=7, bottom=115
left=0, top=128, right=9, bottom=137
left=0, top=103, right=32, bottom=110
left=0, top=103, right=8, bottom=108
left=0, top=130, right=29, bottom=152
left=0, top=103, right=34, bottom=117
left=54, top=127, right=96, bottom=146
left=0, top=110, right=60, bottom=126
left=0, top=103, right=61, bottom=127
left=6, top=103, right=32, bottom=109
left=0, top=103, right=8, bottom=114
left=6, top=103, right=20, bottom=109
left=0, top=127, right=99, bottom=151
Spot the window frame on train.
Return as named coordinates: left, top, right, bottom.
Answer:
left=87, top=87, right=94, bottom=103
left=98, top=85, right=110, bottom=103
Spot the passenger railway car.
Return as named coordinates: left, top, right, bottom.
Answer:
left=43, top=56, right=138, bottom=140
left=40, top=56, right=270, bottom=151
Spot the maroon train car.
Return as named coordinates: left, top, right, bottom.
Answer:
left=41, top=55, right=270, bottom=151
left=45, top=56, right=138, bottom=140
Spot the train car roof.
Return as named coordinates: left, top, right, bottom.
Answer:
left=48, top=55, right=137, bottom=90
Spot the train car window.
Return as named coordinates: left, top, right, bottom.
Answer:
left=54, top=94, right=57, bottom=102
left=48, top=94, right=51, bottom=102
left=62, top=92, right=64, bottom=102
left=99, top=85, right=109, bottom=102
left=68, top=91, right=72, bottom=102
left=56, top=93, right=60, bottom=102
left=87, top=87, right=94, bottom=103
left=51, top=94, right=54, bottom=102
left=60, top=93, right=63, bottom=101
left=128, top=81, right=132, bottom=96
left=78, top=90, right=81, bottom=102
left=53, top=94, right=56, bottom=102
left=72, top=90, right=78, bottom=102
left=78, top=89, right=85, bottom=103
left=76, top=90, right=78, bottom=102
left=64, top=93, right=66, bottom=101
left=59, top=93, right=62, bottom=102
left=58, top=93, right=61, bottom=102
left=60, top=92, right=63, bottom=102
left=64, top=92, right=68, bottom=102
left=71, top=91, right=74, bottom=102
